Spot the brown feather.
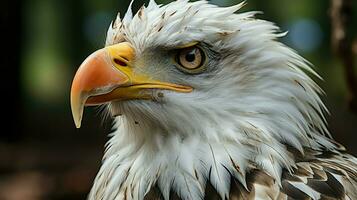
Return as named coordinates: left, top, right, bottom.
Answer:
left=143, top=148, right=357, bottom=200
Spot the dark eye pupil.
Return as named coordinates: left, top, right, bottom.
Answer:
left=185, top=51, right=196, bottom=62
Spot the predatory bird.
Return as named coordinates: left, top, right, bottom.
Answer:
left=70, top=0, right=357, bottom=199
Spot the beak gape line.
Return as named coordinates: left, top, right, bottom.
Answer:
left=70, top=42, right=193, bottom=128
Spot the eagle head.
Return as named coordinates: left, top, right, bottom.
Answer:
left=70, top=0, right=338, bottom=199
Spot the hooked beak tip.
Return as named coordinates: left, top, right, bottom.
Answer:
left=71, top=94, right=85, bottom=129
left=75, top=122, right=82, bottom=129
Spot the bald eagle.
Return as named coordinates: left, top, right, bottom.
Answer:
left=70, top=0, right=357, bottom=199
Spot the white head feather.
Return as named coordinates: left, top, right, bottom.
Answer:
left=93, top=1, right=336, bottom=199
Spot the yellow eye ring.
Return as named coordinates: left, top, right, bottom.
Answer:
left=176, top=46, right=206, bottom=73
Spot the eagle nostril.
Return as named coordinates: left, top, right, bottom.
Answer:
left=114, top=58, right=128, bottom=67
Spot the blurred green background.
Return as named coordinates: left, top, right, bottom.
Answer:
left=1, top=0, right=357, bottom=199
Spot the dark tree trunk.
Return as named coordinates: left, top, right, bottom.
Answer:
left=331, top=0, right=357, bottom=113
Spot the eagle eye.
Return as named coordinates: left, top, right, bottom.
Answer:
left=175, top=46, right=206, bottom=74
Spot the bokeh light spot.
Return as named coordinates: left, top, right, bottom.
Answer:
left=287, top=19, right=323, bottom=53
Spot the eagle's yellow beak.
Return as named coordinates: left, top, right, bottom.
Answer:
left=71, top=42, right=192, bottom=128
